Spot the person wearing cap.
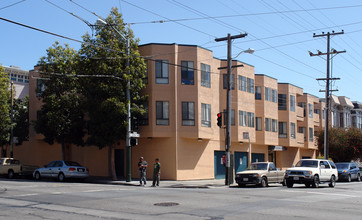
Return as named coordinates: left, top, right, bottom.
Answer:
left=138, top=157, right=148, bottom=186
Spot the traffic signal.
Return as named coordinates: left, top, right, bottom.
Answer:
left=130, top=138, right=138, bottom=146
left=217, top=112, right=222, bottom=127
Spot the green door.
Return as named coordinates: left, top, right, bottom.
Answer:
left=214, top=151, right=225, bottom=179
left=234, top=152, right=248, bottom=173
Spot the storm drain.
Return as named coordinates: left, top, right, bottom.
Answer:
left=154, top=202, right=179, bottom=207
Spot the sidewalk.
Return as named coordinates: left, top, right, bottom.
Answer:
left=87, top=177, right=232, bottom=188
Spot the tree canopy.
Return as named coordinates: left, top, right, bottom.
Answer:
left=317, top=127, right=362, bottom=162
left=0, top=66, right=11, bottom=148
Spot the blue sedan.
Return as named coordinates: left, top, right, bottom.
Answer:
left=335, top=162, right=360, bottom=182
left=33, top=160, right=90, bottom=182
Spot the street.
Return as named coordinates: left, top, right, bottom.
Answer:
left=0, top=178, right=361, bottom=219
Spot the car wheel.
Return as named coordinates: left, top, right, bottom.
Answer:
left=238, top=183, right=245, bottom=187
left=347, top=174, right=351, bottom=182
left=260, top=177, right=268, bottom=187
left=357, top=174, right=361, bottom=182
left=329, top=175, right=336, bottom=187
left=8, top=170, right=14, bottom=179
left=34, top=172, right=41, bottom=180
left=286, top=180, right=293, bottom=188
left=305, top=183, right=311, bottom=188
left=58, top=173, right=65, bottom=182
left=312, top=175, right=319, bottom=188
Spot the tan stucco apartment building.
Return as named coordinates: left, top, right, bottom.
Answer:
left=13, top=43, right=325, bottom=180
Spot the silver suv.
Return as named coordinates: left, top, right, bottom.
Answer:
left=284, top=159, right=338, bottom=188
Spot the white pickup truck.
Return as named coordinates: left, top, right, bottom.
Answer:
left=235, top=162, right=285, bottom=187
left=284, top=159, right=338, bottom=188
left=0, top=158, right=38, bottom=179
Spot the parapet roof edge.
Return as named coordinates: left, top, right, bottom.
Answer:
left=278, top=82, right=303, bottom=90
left=255, top=74, right=278, bottom=81
left=139, top=43, right=213, bottom=53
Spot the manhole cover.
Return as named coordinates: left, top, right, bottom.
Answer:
left=154, top=202, right=179, bottom=207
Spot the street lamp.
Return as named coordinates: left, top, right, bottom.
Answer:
left=233, top=48, right=255, bottom=59
left=97, top=18, right=132, bottom=182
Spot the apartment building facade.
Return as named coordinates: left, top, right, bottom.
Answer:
left=3, top=65, right=29, bottom=99
left=13, top=43, right=325, bottom=180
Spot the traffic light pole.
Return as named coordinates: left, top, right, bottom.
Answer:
left=215, top=33, right=247, bottom=185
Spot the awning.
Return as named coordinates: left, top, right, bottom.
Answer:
left=268, top=146, right=287, bottom=151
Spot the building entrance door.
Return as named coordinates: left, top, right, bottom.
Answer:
left=234, top=152, right=248, bottom=173
left=115, top=149, right=125, bottom=178
left=214, top=151, right=225, bottom=179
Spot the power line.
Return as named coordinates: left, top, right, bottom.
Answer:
left=0, top=0, right=26, bottom=11
left=124, top=3, right=362, bottom=25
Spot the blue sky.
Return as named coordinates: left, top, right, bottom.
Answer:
left=1, top=0, right=362, bottom=101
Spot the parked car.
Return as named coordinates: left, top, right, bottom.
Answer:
left=0, top=158, right=38, bottom=179
left=235, top=162, right=285, bottom=187
left=335, top=162, right=361, bottom=182
left=360, top=167, right=362, bottom=181
left=284, top=159, right=338, bottom=188
left=33, top=160, right=89, bottom=181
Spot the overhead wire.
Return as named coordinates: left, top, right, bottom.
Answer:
left=166, top=0, right=324, bottom=79
left=123, top=3, right=362, bottom=25
left=0, top=0, right=26, bottom=11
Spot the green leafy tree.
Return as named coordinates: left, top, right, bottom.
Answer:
left=79, top=8, right=147, bottom=179
left=317, top=127, right=362, bottom=162
left=13, top=96, right=29, bottom=145
left=34, top=42, right=86, bottom=160
left=0, top=66, right=11, bottom=156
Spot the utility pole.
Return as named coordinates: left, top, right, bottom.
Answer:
left=215, top=33, right=247, bottom=185
left=309, top=30, right=345, bottom=160
left=10, top=81, right=14, bottom=158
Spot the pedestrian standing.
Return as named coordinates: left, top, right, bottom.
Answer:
left=138, top=157, right=148, bottom=186
left=152, top=158, right=161, bottom=187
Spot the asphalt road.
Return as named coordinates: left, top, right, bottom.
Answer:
left=0, top=178, right=361, bottom=220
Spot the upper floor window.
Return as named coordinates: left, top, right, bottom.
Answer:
left=309, top=127, right=313, bottom=142
left=238, top=75, right=247, bottom=91
left=290, top=95, right=295, bottom=112
left=265, top=118, right=271, bottom=131
left=156, top=101, right=169, bottom=125
left=308, top=104, right=313, bottom=118
left=201, top=103, right=211, bottom=127
left=181, top=61, right=194, bottom=85
left=182, top=102, right=195, bottom=126
left=239, top=111, right=247, bottom=127
left=247, top=112, right=255, bottom=128
left=247, top=78, right=254, bottom=93
left=223, top=109, right=235, bottom=126
left=279, top=122, right=287, bottom=138
left=265, top=87, right=272, bottom=101
left=272, top=119, right=278, bottom=132
left=18, top=75, right=24, bottom=82
left=278, top=94, right=287, bottom=110
left=291, top=122, right=296, bottom=138
left=255, top=86, right=262, bottom=100
left=256, top=117, right=262, bottom=131
left=223, top=74, right=235, bottom=90
left=272, top=89, right=277, bottom=103
left=155, top=60, right=169, bottom=84
left=36, top=79, right=45, bottom=97
left=24, top=76, right=29, bottom=83
left=201, top=63, right=210, bottom=88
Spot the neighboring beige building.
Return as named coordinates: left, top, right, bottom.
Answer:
left=3, top=65, right=29, bottom=99
left=12, top=43, right=326, bottom=180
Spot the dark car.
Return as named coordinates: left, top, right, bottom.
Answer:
left=335, top=162, right=360, bottom=182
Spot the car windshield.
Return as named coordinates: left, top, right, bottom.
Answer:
left=64, top=161, right=82, bottom=167
left=336, top=164, right=349, bottom=170
left=295, top=160, right=318, bottom=168
left=247, top=163, right=268, bottom=170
